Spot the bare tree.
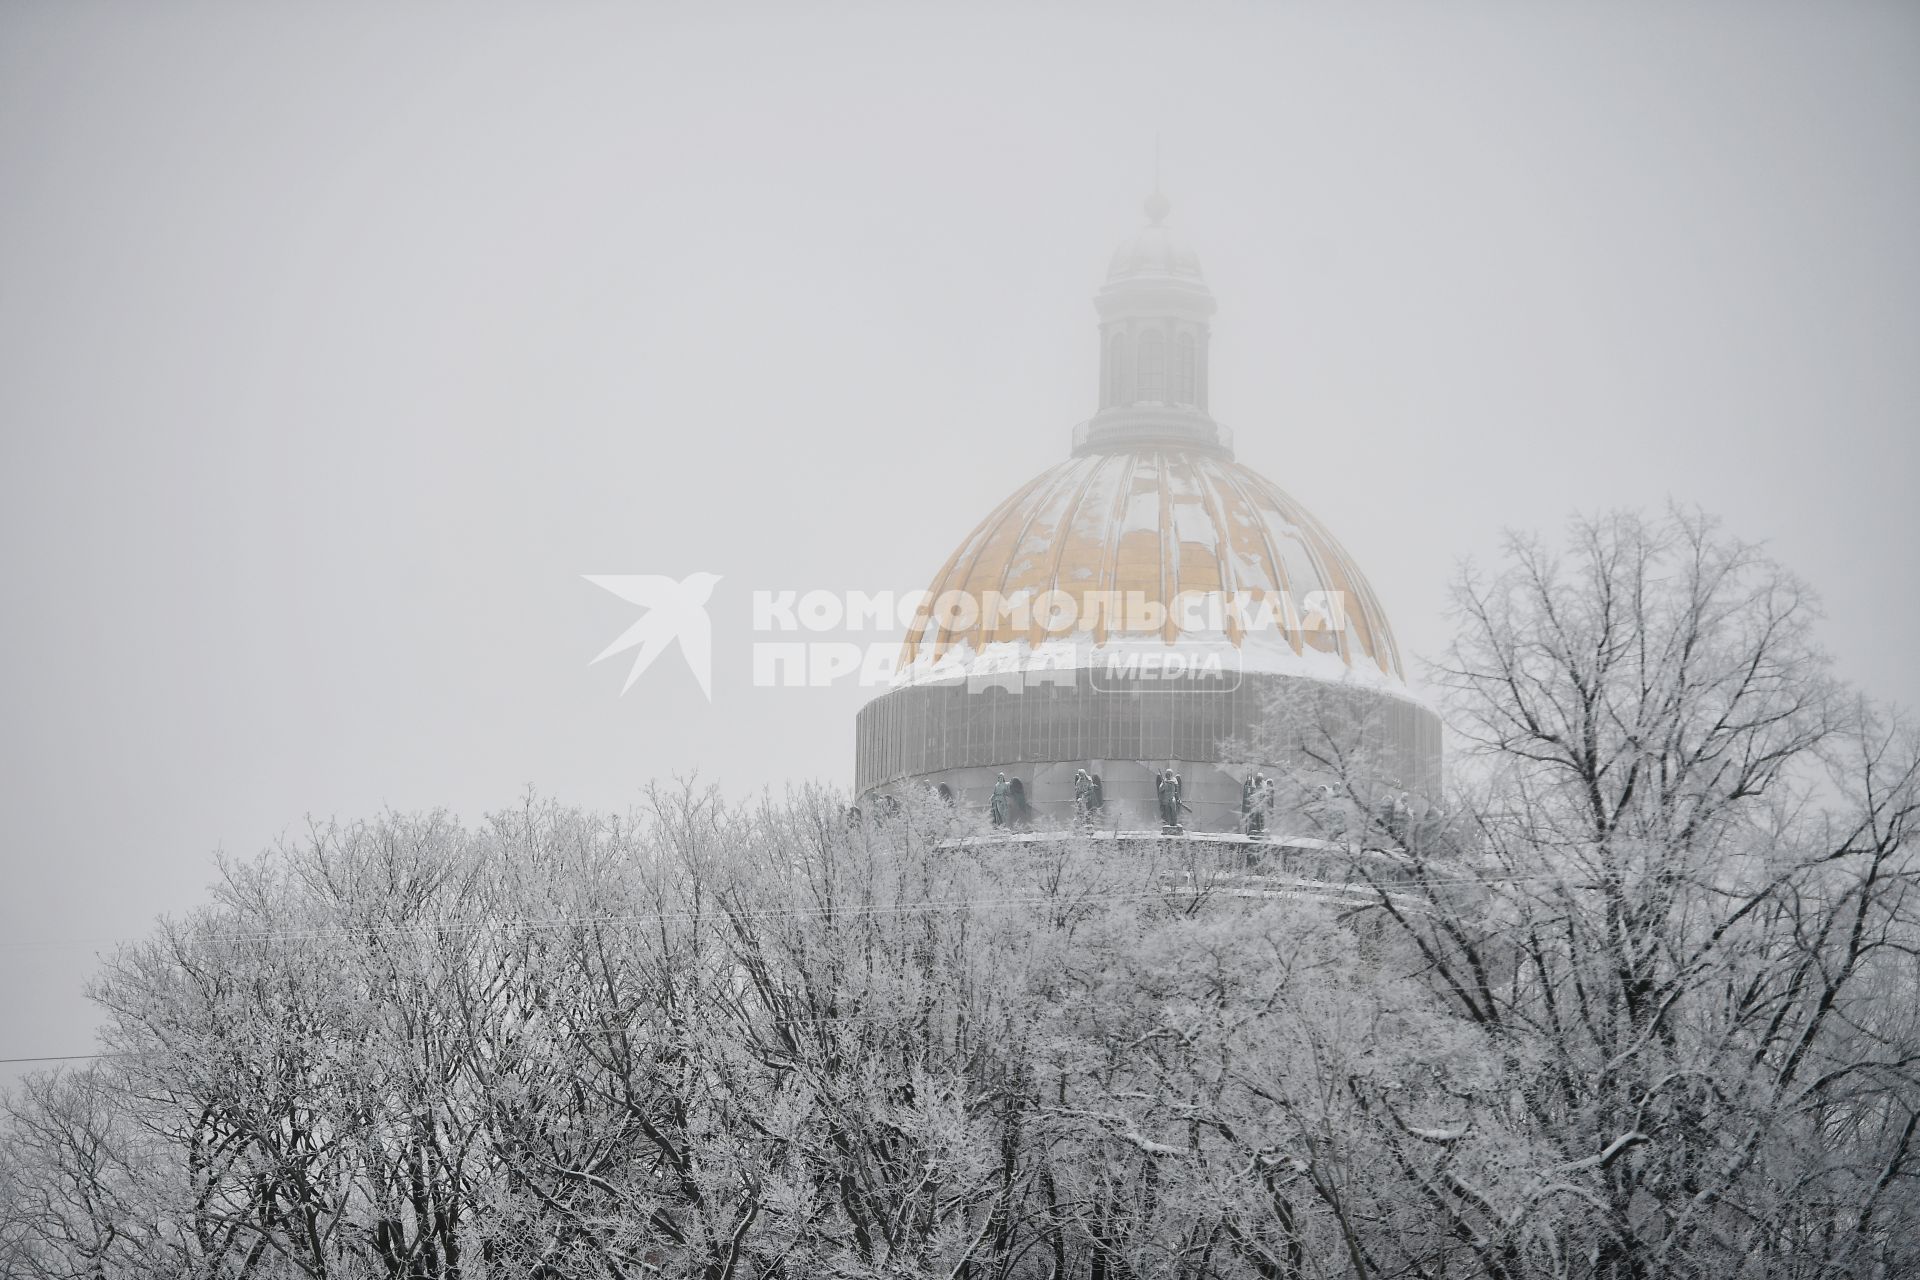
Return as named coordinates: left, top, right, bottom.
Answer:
left=1316, top=508, right=1920, bottom=1279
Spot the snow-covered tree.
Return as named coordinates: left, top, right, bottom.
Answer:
left=3, top=508, right=1913, bottom=1279
left=1307, top=508, right=1920, bottom=1278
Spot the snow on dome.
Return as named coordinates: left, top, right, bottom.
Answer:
left=896, top=448, right=1408, bottom=690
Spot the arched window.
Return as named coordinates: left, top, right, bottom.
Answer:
left=1137, top=330, right=1166, bottom=402
left=1175, top=332, right=1196, bottom=404
left=1106, top=332, right=1129, bottom=406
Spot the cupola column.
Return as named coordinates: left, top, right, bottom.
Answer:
left=1076, top=189, right=1228, bottom=459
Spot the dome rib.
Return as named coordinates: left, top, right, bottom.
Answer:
left=988, top=457, right=1092, bottom=646
left=1263, top=484, right=1389, bottom=676
left=897, top=449, right=1408, bottom=684
left=1153, top=453, right=1175, bottom=633
left=1031, top=455, right=1105, bottom=646
left=1189, top=455, right=1251, bottom=646
left=1205, top=460, right=1282, bottom=652
left=1210, top=462, right=1304, bottom=658
left=1230, top=467, right=1345, bottom=663
left=918, top=468, right=1054, bottom=665
left=1092, top=449, right=1142, bottom=646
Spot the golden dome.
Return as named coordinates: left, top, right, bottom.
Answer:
left=899, top=447, right=1405, bottom=683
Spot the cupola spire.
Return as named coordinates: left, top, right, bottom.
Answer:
left=1074, top=185, right=1227, bottom=459
left=1145, top=143, right=1171, bottom=225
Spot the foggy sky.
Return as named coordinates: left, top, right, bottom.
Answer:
left=2, top=2, right=1916, bottom=1072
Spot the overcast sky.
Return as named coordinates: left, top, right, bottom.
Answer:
left=2, top=2, right=1915, bottom=1070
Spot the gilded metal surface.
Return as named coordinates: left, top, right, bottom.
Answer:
left=899, top=448, right=1405, bottom=680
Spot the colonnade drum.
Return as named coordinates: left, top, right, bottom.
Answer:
left=854, top=668, right=1442, bottom=834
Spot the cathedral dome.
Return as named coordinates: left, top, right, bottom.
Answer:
left=853, top=192, right=1442, bottom=827
left=897, top=448, right=1405, bottom=688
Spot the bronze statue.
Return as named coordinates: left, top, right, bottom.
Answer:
left=1241, top=770, right=1272, bottom=837
left=1157, top=767, right=1185, bottom=832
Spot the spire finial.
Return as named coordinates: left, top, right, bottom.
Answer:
left=1144, top=139, right=1170, bottom=225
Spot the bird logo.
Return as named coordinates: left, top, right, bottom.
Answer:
left=583, top=572, right=723, bottom=699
